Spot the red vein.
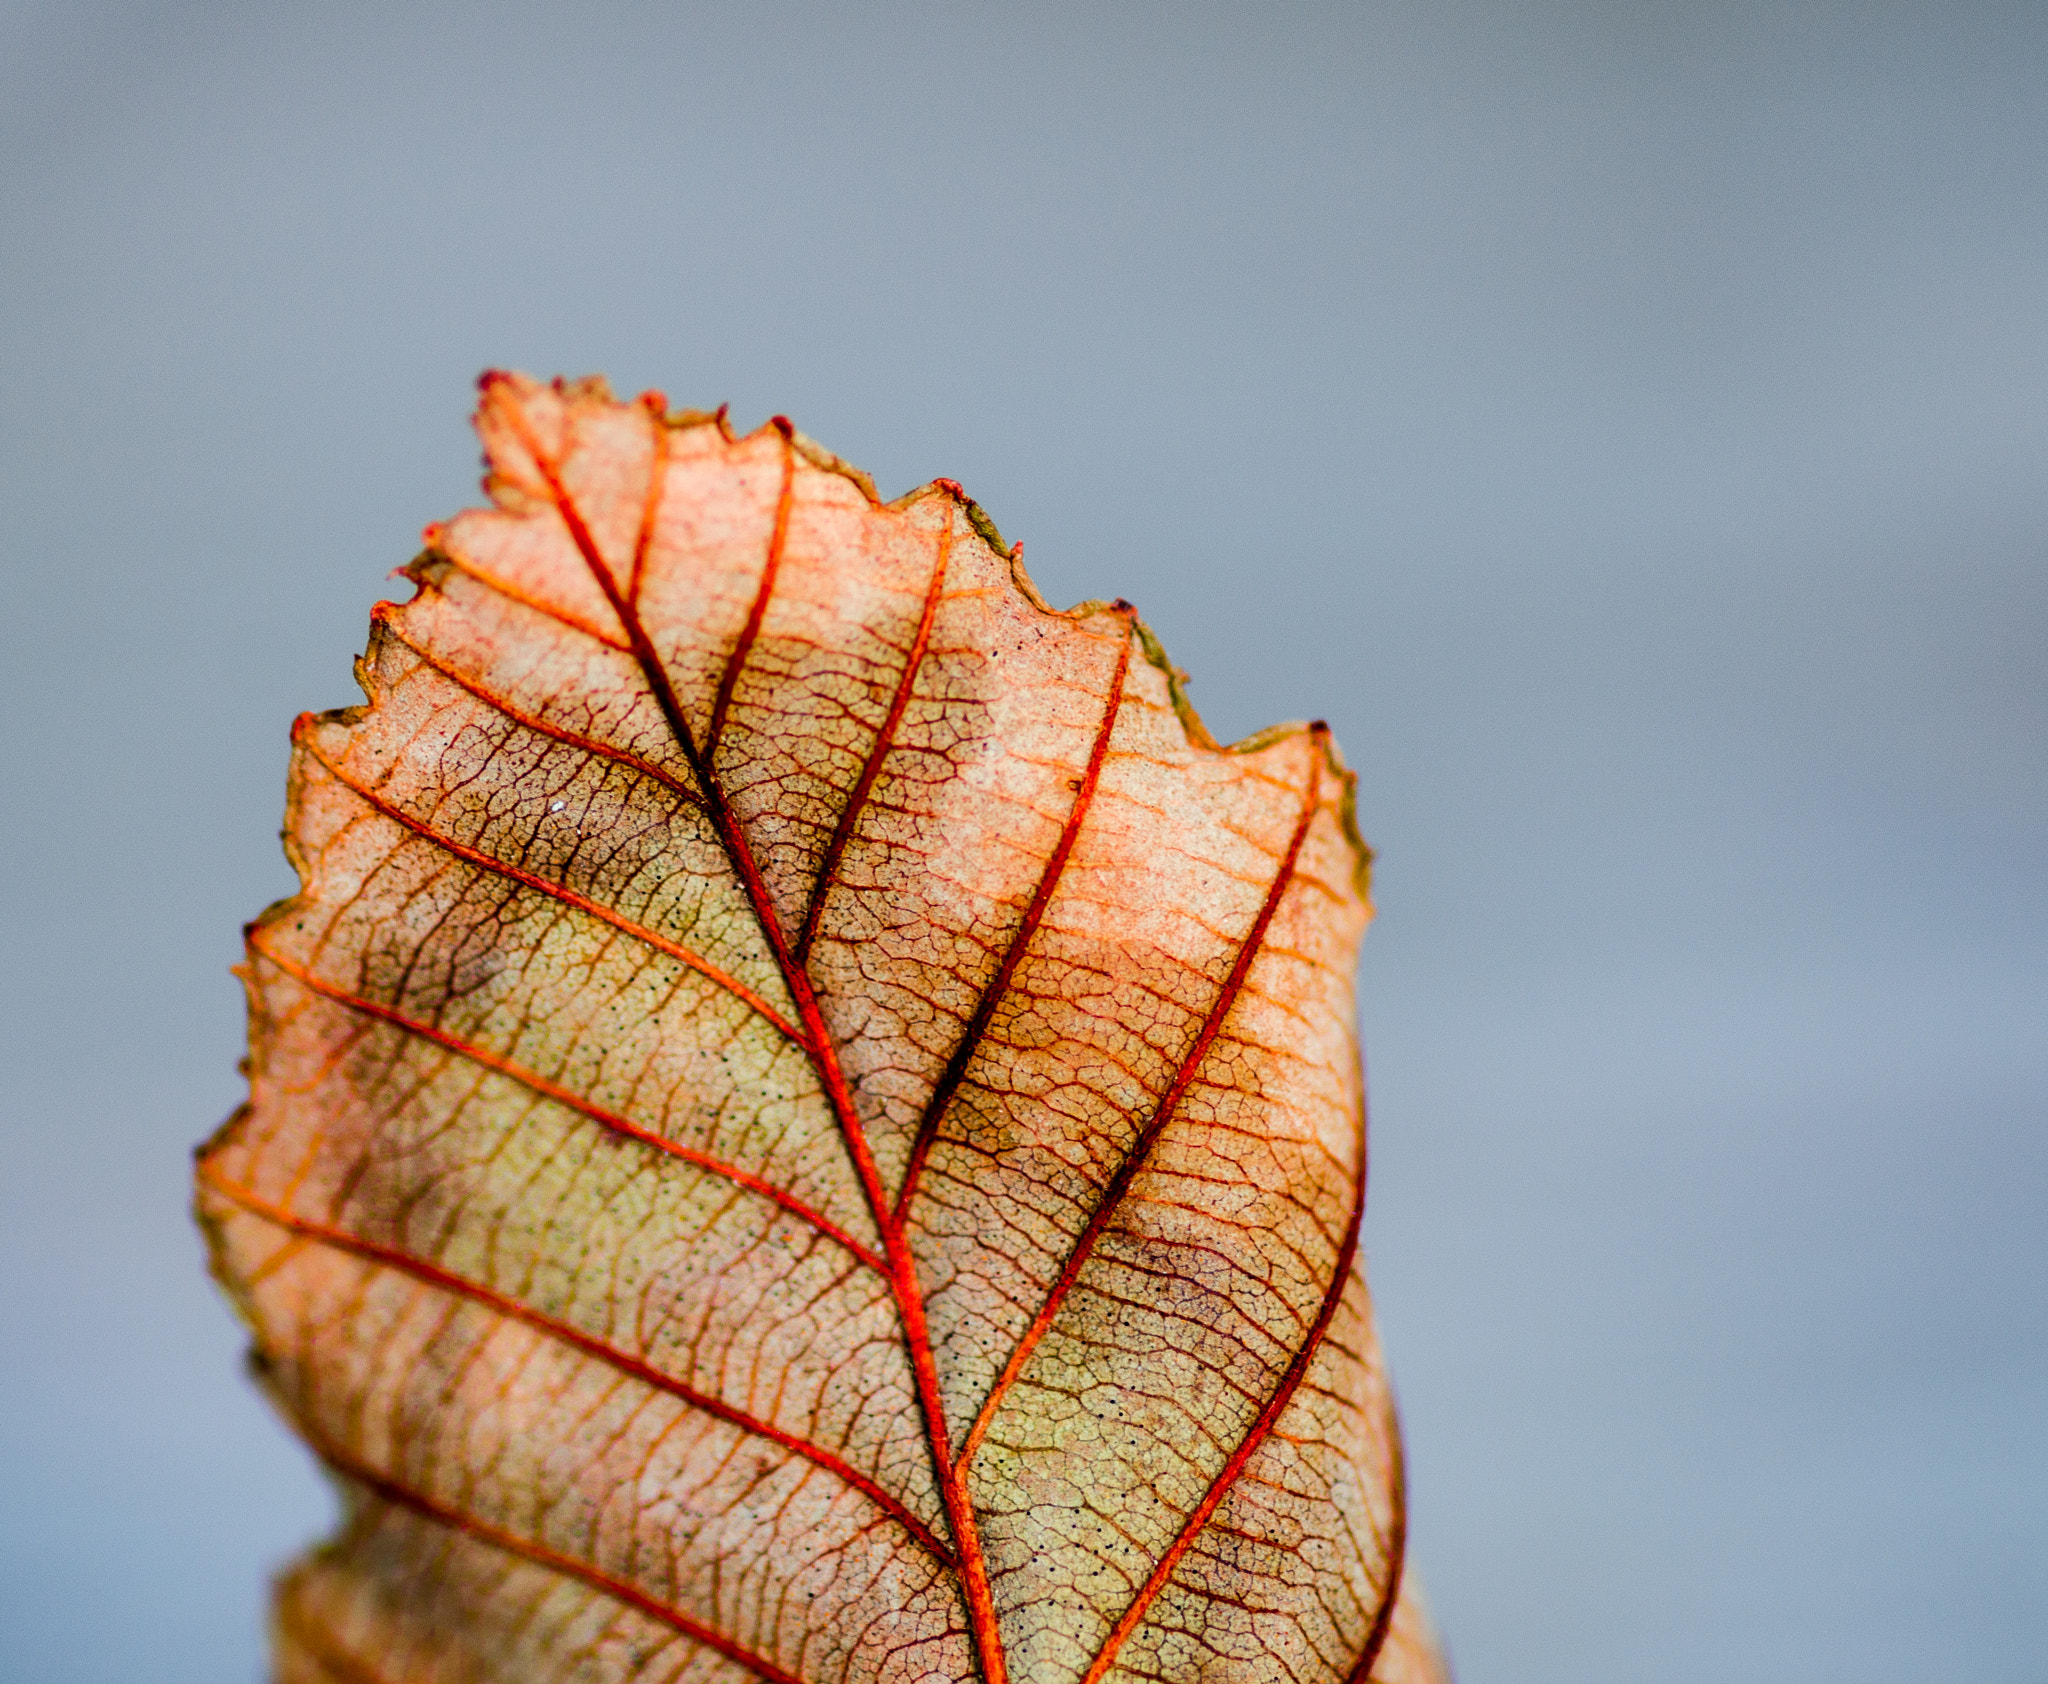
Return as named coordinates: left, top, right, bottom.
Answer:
left=707, top=422, right=795, bottom=757
left=893, top=617, right=1133, bottom=1222
left=432, top=549, right=633, bottom=654
left=491, top=386, right=1009, bottom=1684
left=246, top=937, right=885, bottom=1274
left=296, top=733, right=801, bottom=1046
left=377, top=614, right=703, bottom=815
left=305, top=1430, right=808, bottom=1684
left=628, top=396, right=670, bottom=605
left=1343, top=1418, right=1410, bottom=1684
left=1078, top=1061, right=1366, bottom=1684
left=957, top=736, right=1326, bottom=1476
left=202, top=1162, right=953, bottom=1566
left=793, top=523, right=953, bottom=966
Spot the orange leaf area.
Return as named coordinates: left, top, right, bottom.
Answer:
left=198, top=373, right=1449, bottom=1684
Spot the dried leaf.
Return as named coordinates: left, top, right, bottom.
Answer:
left=198, top=373, right=1448, bottom=1684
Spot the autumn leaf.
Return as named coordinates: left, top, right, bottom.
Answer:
left=197, top=373, right=1449, bottom=1684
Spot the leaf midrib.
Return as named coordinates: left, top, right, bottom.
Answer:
left=494, top=393, right=1014, bottom=1684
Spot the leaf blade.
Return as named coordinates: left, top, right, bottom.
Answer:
left=201, top=372, right=1447, bottom=1684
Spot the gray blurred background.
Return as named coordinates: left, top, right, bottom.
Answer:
left=3, top=3, right=2043, bottom=1680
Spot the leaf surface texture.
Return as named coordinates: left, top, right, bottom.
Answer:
left=199, top=373, right=1448, bottom=1684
